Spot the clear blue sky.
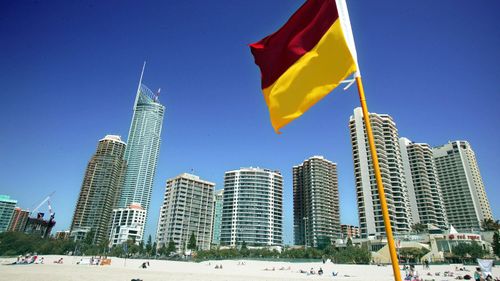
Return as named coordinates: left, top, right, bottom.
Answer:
left=0, top=1, right=498, bottom=245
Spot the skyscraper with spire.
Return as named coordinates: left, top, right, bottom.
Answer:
left=118, top=63, right=165, bottom=239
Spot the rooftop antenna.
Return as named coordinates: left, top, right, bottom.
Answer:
left=154, top=88, right=161, bottom=102
left=133, top=61, right=146, bottom=110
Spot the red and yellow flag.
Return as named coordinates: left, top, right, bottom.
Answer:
left=250, top=0, right=357, bottom=133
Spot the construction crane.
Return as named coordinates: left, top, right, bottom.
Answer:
left=22, top=191, right=56, bottom=238
left=30, top=191, right=55, bottom=219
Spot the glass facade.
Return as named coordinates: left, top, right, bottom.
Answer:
left=211, top=189, right=224, bottom=245
left=0, top=195, right=17, bottom=233
left=118, top=83, right=165, bottom=239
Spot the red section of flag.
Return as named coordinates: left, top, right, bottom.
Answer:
left=250, top=0, right=339, bottom=89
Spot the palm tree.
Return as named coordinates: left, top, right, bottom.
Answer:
left=481, top=219, right=500, bottom=231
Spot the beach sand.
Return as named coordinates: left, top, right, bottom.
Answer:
left=0, top=255, right=498, bottom=281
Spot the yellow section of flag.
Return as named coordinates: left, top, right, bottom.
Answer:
left=262, top=20, right=356, bottom=133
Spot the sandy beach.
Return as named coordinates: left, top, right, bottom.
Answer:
left=0, top=255, right=498, bottom=281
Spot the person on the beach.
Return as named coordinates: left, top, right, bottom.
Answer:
left=474, top=267, right=482, bottom=281
left=318, top=268, right=323, bottom=275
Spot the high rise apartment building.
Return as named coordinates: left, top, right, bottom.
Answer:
left=433, top=141, right=493, bottom=231
left=70, top=135, right=127, bottom=244
left=220, top=168, right=283, bottom=247
left=400, top=138, right=448, bottom=229
left=293, top=156, right=340, bottom=247
left=0, top=195, right=17, bottom=233
left=211, top=189, right=224, bottom=245
left=349, top=107, right=411, bottom=238
left=109, top=203, right=146, bottom=246
left=8, top=207, right=29, bottom=232
left=156, top=174, right=215, bottom=252
left=118, top=67, right=165, bottom=240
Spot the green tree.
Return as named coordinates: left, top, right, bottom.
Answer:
left=139, top=240, right=145, bottom=255
left=411, top=223, right=428, bottom=233
left=98, top=238, right=110, bottom=255
left=452, top=242, right=485, bottom=261
left=126, top=239, right=141, bottom=257
left=346, top=237, right=353, bottom=247
left=399, top=247, right=429, bottom=263
left=145, top=235, right=153, bottom=256
left=240, top=240, right=248, bottom=250
left=330, top=246, right=371, bottom=264
left=187, top=232, right=197, bottom=250
left=110, top=245, right=124, bottom=257
left=0, top=232, right=76, bottom=256
left=151, top=241, right=157, bottom=257
left=83, top=229, right=95, bottom=245
left=239, top=240, right=249, bottom=257
left=158, top=244, right=168, bottom=257
left=492, top=231, right=500, bottom=257
left=481, top=219, right=500, bottom=231
left=316, top=236, right=332, bottom=250
left=81, top=229, right=99, bottom=255
left=167, top=238, right=176, bottom=254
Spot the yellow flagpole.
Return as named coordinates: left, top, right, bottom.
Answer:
left=355, top=76, right=402, bottom=281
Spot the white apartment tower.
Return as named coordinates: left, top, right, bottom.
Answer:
left=220, top=167, right=283, bottom=247
left=399, top=138, right=448, bottom=229
left=109, top=203, right=146, bottom=246
left=349, top=107, right=411, bottom=238
left=156, top=173, right=215, bottom=252
left=433, top=141, right=493, bottom=231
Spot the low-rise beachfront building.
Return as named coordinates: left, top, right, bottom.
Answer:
left=341, top=224, right=361, bottom=239
left=109, top=203, right=146, bottom=246
left=54, top=230, right=70, bottom=240
left=359, top=227, right=493, bottom=264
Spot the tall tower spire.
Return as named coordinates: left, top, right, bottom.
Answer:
left=133, top=61, right=146, bottom=109
left=118, top=63, right=165, bottom=242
